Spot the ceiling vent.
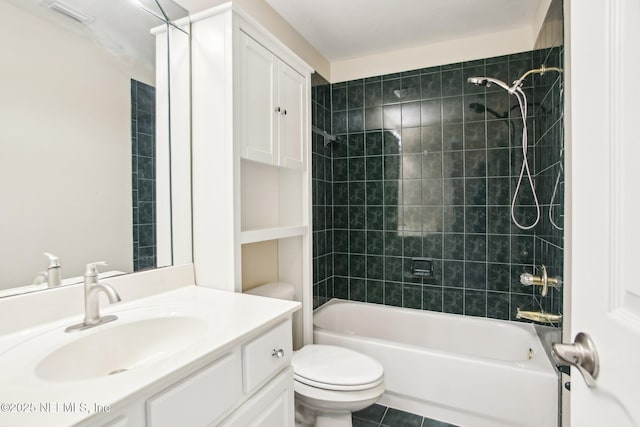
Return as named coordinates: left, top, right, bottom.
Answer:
left=44, top=1, right=95, bottom=24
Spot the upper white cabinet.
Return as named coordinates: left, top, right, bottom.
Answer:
left=238, top=33, right=277, bottom=165
left=276, top=59, right=305, bottom=169
left=238, top=32, right=305, bottom=170
left=190, top=4, right=313, bottom=348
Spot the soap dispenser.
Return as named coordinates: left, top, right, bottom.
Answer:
left=44, top=252, right=62, bottom=287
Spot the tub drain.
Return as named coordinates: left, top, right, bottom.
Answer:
left=108, top=368, right=129, bottom=376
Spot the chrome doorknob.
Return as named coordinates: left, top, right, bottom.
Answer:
left=552, top=332, right=599, bottom=387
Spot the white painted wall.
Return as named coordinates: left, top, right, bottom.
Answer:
left=330, top=26, right=535, bottom=83
left=176, top=0, right=330, bottom=78
left=0, top=1, right=153, bottom=289
left=532, top=0, right=554, bottom=43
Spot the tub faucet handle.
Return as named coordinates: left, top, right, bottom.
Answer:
left=520, top=265, right=562, bottom=296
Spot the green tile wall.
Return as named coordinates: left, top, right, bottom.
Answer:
left=131, top=79, right=157, bottom=272
left=312, top=47, right=564, bottom=325
left=312, top=83, right=333, bottom=308
left=533, top=47, right=564, bottom=316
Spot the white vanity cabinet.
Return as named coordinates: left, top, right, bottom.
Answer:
left=238, top=31, right=305, bottom=170
left=190, top=3, right=313, bottom=350
left=0, top=286, right=299, bottom=427
left=93, top=318, right=294, bottom=427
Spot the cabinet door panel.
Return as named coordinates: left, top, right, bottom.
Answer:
left=239, top=32, right=277, bottom=164
left=100, top=415, right=129, bottom=427
left=277, top=61, right=305, bottom=170
left=146, top=351, right=242, bottom=427
left=219, top=369, right=294, bottom=427
left=248, top=387, right=291, bottom=427
left=243, top=319, right=292, bottom=393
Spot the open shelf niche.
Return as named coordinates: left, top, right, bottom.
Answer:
left=241, top=236, right=304, bottom=349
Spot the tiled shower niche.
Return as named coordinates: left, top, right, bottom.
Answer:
left=312, top=47, right=564, bottom=324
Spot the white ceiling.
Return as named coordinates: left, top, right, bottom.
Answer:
left=265, top=0, right=544, bottom=62
left=6, top=0, right=188, bottom=69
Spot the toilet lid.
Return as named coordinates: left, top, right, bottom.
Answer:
left=292, top=345, right=384, bottom=391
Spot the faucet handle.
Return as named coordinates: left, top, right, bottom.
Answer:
left=43, top=252, right=61, bottom=267
left=85, top=261, right=109, bottom=276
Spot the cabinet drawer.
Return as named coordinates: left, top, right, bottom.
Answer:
left=147, top=350, right=242, bottom=427
left=242, top=319, right=292, bottom=393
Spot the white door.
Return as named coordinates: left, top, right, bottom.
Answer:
left=567, top=0, right=640, bottom=425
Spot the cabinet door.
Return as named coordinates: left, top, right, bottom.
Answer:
left=147, top=351, right=242, bottom=427
left=277, top=61, right=305, bottom=170
left=219, top=369, right=294, bottom=427
left=99, top=415, right=130, bottom=427
left=239, top=32, right=278, bottom=165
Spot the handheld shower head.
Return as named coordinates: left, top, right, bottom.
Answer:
left=466, top=76, right=512, bottom=92
left=467, top=77, right=489, bottom=86
left=466, top=73, right=539, bottom=230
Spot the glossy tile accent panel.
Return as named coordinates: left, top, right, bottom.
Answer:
left=312, top=82, right=333, bottom=308
left=131, top=80, right=157, bottom=272
left=325, top=48, right=564, bottom=323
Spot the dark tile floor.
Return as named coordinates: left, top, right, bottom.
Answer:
left=353, top=404, right=460, bottom=427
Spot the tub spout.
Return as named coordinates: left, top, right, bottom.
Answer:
left=516, top=308, right=562, bottom=324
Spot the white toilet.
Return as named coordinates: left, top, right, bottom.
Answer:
left=245, top=282, right=385, bottom=427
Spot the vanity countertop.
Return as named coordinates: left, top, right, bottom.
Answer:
left=0, top=285, right=300, bottom=426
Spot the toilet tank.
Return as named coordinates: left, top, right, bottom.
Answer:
left=244, top=282, right=296, bottom=301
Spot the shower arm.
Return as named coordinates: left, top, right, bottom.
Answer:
left=512, top=65, right=564, bottom=89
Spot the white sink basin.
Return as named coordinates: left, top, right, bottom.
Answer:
left=0, top=286, right=301, bottom=427
left=35, top=316, right=207, bottom=382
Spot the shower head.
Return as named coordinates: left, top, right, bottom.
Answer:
left=466, top=76, right=512, bottom=92
left=467, top=77, right=489, bottom=86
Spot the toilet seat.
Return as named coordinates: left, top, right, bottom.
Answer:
left=294, top=373, right=384, bottom=391
left=292, top=345, right=384, bottom=391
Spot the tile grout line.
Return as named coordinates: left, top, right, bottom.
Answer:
left=378, top=406, right=389, bottom=427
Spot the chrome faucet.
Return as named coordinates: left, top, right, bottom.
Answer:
left=65, top=262, right=121, bottom=332
left=32, top=252, right=62, bottom=287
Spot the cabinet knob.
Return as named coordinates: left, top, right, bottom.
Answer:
left=282, top=109, right=287, bottom=116
left=274, top=106, right=281, bottom=113
left=271, top=348, right=285, bottom=358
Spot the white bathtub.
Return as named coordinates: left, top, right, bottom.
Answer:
left=313, top=299, right=558, bottom=427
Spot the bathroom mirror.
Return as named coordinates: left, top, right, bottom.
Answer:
left=0, top=0, right=189, bottom=296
